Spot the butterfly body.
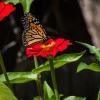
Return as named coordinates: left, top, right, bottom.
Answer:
left=21, top=13, right=47, bottom=47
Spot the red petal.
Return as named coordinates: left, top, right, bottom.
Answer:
left=0, top=2, right=5, bottom=13
left=27, top=43, right=42, bottom=52
left=44, top=38, right=54, bottom=44
left=55, top=39, right=71, bottom=51
left=55, top=38, right=65, bottom=47
left=26, top=47, right=33, bottom=57
left=50, top=48, right=57, bottom=57
left=26, top=43, right=43, bottom=57
left=26, top=47, right=41, bottom=57
left=39, top=51, right=49, bottom=57
left=0, top=2, right=16, bottom=21
left=25, top=38, right=71, bottom=58
left=32, top=43, right=42, bottom=49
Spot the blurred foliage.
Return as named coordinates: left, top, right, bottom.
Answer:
left=0, top=82, right=17, bottom=100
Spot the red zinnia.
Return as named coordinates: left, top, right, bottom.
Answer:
left=0, top=2, right=16, bottom=21
left=26, top=38, right=71, bottom=58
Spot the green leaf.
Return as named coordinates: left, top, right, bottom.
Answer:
left=43, top=81, right=55, bottom=100
left=33, top=96, right=41, bottom=100
left=77, top=62, right=100, bottom=72
left=76, top=41, right=100, bottom=61
left=97, top=89, right=100, bottom=100
left=64, top=96, right=86, bottom=100
left=0, top=72, right=37, bottom=83
left=20, top=0, right=33, bottom=13
left=3, top=0, right=33, bottom=12
left=0, top=82, right=17, bottom=100
left=32, top=51, right=85, bottom=74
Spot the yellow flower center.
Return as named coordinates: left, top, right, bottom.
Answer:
left=41, top=41, right=55, bottom=50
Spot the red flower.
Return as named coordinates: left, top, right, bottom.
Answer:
left=0, top=2, right=16, bottom=21
left=26, top=38, right=71, bottom=58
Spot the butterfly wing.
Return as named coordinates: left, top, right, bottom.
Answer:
left=22, top=13, right=47, bottom=47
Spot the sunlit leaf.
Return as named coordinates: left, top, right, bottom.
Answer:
left=77, top=62, right=100, bottom=72
left=64, top=96, right=86, bottom=100
left=76, top=41, right=100, bottom=61
left=0, top=72, right=37, bottom=83
left=32, top=51, right=85, bottom=74
left=2, top=0, right=33, bottom=12
left=0, top=82, right=17, bottom=100
left=43, top=81, right=55, bottom=100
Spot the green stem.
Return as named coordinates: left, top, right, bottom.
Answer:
left=48, top=56, right=60, bottom=100
left=33, top=56, right=43, bottom=100
left=0, top=51, right=12, bottom=90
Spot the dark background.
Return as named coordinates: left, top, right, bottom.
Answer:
left=0, top=0, right=100, bottom=100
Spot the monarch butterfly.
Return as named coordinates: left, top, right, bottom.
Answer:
left=21, top=13, right=47, bottom=47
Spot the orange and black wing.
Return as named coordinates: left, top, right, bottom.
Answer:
left=21, top=13, right=47, bottom=47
